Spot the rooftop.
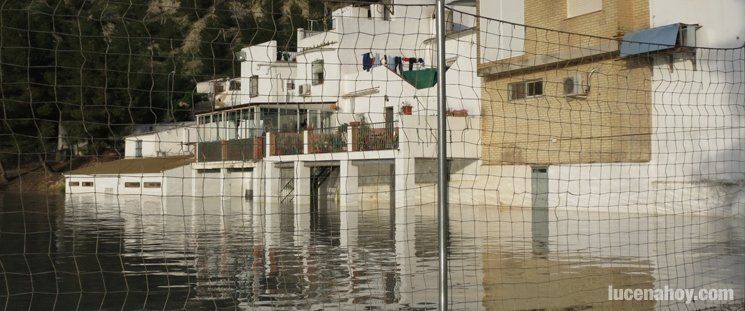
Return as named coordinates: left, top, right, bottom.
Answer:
left=66, top=156, right=194, bottom=175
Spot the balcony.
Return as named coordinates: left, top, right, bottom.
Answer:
left=308, top=127, right=347, bottom=154
left=196, top=121, right=400, bottom=163
left=269, top=131, right=304, bottom=156
left=350, top=122, right=398, bottom=151
left=196, top=138, right=263, bottom=162
left=266, top=122, right=398, bottom=156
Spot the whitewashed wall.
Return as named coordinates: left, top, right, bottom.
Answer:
left=125, top=126, right=196, bottom=158
left=649, top=0, right=745, bottom=49
left=66, top=164, right=193, bottom=197
left=236, top=41, right=298, bottom=106
left=477, top=0, right=525, bottom=64
left=66, top=174, right=163, bottom=196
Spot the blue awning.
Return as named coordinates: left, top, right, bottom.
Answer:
left=620, top=23, right=681, bottom=57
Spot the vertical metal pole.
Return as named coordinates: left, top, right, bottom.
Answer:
left=435, top=1, right=449, bottom=310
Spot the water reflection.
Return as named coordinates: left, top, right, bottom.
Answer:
left=0, top=193, right=742, bottom=310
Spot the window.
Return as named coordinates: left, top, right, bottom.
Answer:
left=567, top=0, right=602, bottom=18
left=229, top=80, right=241, bottom=91
left=509, top=80, right=543, bottom=100
left=69, top=181, right=79, bottom=187
left=213, top=82, right=225, bottom=93
left=135, top=140, right=143, bottom=158
left=143, top=182, right=161, bottom=188
left=249, top=75, right=259, bottom=97
left=81, top=182, right=94, bottom=187
left=311, top=60, right=324, bottom=85
left=124, top=182, right=140, bottom=188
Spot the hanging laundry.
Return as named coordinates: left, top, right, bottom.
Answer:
left=362, top=53, right=372, bottom=71
left=382, top=55, right=388, bottom=66
left=387, top=56, right=398, bottom=71
left=374, top=53, right=382, bottom=66
left=394, top=56, right=403, bottom=75
left=407, top=58, right=416, bottom=71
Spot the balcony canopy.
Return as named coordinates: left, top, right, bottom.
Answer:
left=620, top=23, right=681, bottom=57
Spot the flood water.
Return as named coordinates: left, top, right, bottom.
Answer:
left=0, top=193, right=743, bottom=310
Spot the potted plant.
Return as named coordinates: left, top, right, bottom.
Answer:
left=400, top=103, right=413, bottom=115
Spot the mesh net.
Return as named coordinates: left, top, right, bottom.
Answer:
left=1, top=1, right=744, bottom=310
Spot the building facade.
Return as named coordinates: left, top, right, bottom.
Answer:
left=478, top=0, right=745, bottom=214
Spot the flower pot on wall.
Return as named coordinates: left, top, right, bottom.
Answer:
left=401, top=106, right=413, bottom=115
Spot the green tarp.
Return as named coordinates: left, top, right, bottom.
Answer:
left=402, top=68, right=437, bottom=89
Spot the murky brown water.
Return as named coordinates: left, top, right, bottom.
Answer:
left=0, top=193, right=742, bottom=310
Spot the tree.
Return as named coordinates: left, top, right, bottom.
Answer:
left=1, top=0, right=327, bottom=164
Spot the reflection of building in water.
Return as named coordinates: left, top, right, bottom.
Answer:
left=482, top=251, right=655, bottom=310
left=53, top=189, right=745, bottom=310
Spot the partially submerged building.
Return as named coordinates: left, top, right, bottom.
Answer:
left=65, top=156, right=194, bottom=196
left=477, top=0, right=745, bottom=214
left=188, top=0, right=510, bottom=208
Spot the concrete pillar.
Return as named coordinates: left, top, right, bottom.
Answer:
left=395, top=204, right=417, bottom=305
left=294, top=161, right=311, bottom=206
left=264, top=162, right=281, bottom=206
left=251, top=172, right=282, bottom=248
left=219, top=168, right=227, bottom=198
left=191, top=167, right=200, bottom=197
left=294, top=161, right=311, bottom=246
left=265, top=132, right=273, bottom=157
left=303, top=130, right=310, bottom=154
left=339, top=160, right=359, bottom=247
left=394, top=157, right=416, bottom=208
left=251, top=164, right=263, bottom=201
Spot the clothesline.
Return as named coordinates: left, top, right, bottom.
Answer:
left=362, top=52, right=425, bottom=74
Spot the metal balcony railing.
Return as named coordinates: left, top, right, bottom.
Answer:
left=270, top=131, right=304, bottom=156
left=196, top=137, right=263, bottom=162
left=308, top=127, right=347, bottom=154
left=351, top=122, right=398, bottom=152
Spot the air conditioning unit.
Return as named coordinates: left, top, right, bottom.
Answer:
left=563, top=74, right=589, bottom=97
left=298, top=84, right=311, bottom=96
left=286, top=81, right=296, bottom=90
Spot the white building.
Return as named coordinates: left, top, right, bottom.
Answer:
left=65, top=156, right=194, bottom=197
left=188, top=0, right=513, bottom=208
left=124, top=123, right=197, bottom=158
